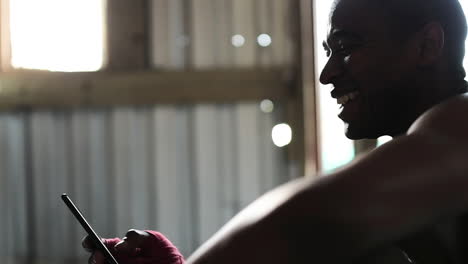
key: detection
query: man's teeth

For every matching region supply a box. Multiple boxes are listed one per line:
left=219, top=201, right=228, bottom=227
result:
left=337, top=91, right=360, bottom=105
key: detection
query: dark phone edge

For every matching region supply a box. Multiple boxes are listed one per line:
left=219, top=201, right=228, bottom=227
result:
left=61, top=193, right=119, bottom=264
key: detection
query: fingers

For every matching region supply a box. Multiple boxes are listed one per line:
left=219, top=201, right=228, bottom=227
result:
left=88, top=255, right=95, bottom=264
left=82, top=235, right=107, bottom=252
left=82, top=235, right=95, bottom=252
left=84, top=229, right=150, bottom=263
left=83, top=234, right=111, bottom=263
left=88, top=251, right=106, bottom=264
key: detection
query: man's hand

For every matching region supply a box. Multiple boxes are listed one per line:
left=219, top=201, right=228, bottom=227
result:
left=82, top=229, right=184, bottom=264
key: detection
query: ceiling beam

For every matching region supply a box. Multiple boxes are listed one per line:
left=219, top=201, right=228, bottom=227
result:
left=0, top=69, right=294, bottom=110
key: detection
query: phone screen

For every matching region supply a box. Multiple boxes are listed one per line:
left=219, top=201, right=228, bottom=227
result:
left=61, top=193, right=119, bottom=264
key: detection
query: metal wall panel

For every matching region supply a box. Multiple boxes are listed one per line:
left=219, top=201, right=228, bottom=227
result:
left=0, top=104, right=292, bottom=263
left=193, top=105, right=220, bottom=242
left=150, top=0, right=295, bottom=69
left=191, top=0, right=217, bottom=68
left=0, top=1, right=297, bottom=262
left=0, top=114, right=27, bottom=264
left=216, top=105, right=239, bottom=224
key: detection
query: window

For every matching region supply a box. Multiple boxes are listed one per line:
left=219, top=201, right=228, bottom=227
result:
left=7, top=0, right=105, bottom=72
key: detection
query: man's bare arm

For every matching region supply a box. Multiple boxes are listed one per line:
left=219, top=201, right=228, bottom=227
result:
left=187, top=95, right=468, bottom=264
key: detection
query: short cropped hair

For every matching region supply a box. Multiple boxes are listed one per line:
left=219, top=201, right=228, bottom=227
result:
left=373, top=0, right=467, bottom=80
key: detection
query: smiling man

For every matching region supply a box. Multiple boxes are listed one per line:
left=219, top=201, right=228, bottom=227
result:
left=84, top=0, right=468, bottom=263
left=320, top=0, right=467, bottom=139
left=186, top=0, right=468, bottom=263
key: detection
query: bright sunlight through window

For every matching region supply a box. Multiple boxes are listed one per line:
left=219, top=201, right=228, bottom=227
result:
left=315, top=0, right=354, bottom=172
left=461, top=1, right=468, bottom=72
left=9, top=0, right=105, bottom=72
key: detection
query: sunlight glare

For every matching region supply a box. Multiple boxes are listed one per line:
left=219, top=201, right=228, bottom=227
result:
left=231, top=34, right=246, bottom=48
left=257, top=34, right=272, bottom=47
left=461, top=0, right=468, bottom=74
left=9, top=0, right=104, bottom=72
left=315, top=0, right=355, bottom=171
left=272, top=123, right=292, bottom=148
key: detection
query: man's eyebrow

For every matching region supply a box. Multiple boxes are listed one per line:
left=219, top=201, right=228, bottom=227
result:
left=328, top=29, right=364, bottom=43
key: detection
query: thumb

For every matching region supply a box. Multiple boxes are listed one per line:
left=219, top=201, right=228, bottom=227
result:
left=114, top=239, right=142, bottom=257
left=114, top=229, right=150, bottom=256
left=90, top=251, right=106, bottom=264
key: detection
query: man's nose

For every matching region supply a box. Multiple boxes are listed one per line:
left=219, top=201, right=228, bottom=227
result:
left=319, top=57, right=343, bottom=85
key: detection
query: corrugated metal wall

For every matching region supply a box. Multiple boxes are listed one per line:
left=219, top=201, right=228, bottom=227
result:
left=0, top=104, right=294, bottom=263
left=151, top=0, right=295, bottom=69
left=0, top=0, right=297, bottom=263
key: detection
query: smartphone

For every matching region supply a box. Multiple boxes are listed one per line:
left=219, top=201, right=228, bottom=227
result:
left=61, top=193, right=119, bottom=264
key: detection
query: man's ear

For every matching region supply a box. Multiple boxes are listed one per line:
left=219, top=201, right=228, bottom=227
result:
left=415, top=22, right=445, bottom=66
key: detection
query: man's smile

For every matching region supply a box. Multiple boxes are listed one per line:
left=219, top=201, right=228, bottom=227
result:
left=336, top=91, right=360, bottom=106
left=336, top=91, right=362, bottom=122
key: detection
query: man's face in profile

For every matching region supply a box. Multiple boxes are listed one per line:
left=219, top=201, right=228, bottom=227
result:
left=320, top=0, right=419, bottom=139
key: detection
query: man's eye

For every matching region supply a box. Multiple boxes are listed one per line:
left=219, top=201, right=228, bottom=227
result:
left=324, top=41, right=363, bottom=58
left=334, top=46, right=353, bottom=55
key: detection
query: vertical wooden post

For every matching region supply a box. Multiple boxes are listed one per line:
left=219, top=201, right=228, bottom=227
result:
left=300, top=0, right=320, bottom=176
left=105, top=0, right=148, bottom=70
left=191, top=0, right=216, bottom=68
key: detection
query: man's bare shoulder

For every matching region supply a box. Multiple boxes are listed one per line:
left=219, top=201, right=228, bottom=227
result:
left=408, top=93, right=468, bottom=144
